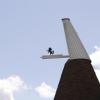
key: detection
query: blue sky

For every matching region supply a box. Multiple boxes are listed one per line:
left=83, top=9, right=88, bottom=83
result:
left=0, top=0, right=100, bottom=100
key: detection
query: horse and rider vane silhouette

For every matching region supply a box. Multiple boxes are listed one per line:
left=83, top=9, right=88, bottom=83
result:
left=47, top=47, right=54, bottom=55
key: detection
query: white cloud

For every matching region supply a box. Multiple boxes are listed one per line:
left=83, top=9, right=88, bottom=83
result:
left=90, top=46, right=100, bottom=69
left=94, top=70, right=100, bottom=82
left=35, top=82, right=56, bottom=98
left=90, top=46, right=100, bottom=81
left=0, top=75, right=30, bottom=100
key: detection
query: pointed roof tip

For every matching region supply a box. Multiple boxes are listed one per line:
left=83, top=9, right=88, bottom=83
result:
left=62, top=18, right=70, bottom=21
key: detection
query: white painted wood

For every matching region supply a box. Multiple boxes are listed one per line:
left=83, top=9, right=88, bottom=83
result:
left=41, top=54, right=69, bottom=59
left=62, top=18, right=90, bottom=60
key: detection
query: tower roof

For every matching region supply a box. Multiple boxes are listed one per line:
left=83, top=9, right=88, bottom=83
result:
left=54, top=59, right=100, bottom=100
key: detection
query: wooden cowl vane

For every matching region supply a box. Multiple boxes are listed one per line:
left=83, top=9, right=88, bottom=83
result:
left=54, top=18, right=100, bottom=100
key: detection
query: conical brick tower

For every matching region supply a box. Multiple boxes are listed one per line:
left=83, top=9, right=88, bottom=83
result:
left=54, top=18, right=100, bottom=100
